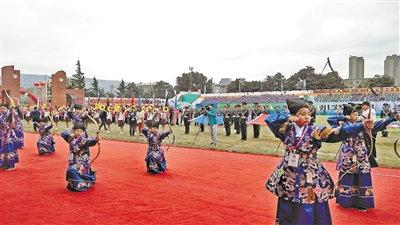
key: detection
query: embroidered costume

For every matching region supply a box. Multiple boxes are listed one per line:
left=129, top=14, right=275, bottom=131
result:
left=0, top=105, right=19, bottom=171
left=13, top=107, right=24, bottom=149
left=37, top=121, right=56, bottom=155
left=327, top=103, right=398, bottom=211
left=142, top=125, right=171, bottom=174
left=61, top=124, right=98, bottom=192
left=264, top=98, right=368, bottom=225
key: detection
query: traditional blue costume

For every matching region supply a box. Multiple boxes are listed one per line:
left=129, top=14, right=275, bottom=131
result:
left=142, top=123, right=172, bottom=174
left=0, top=104, right=19, bottom=171
left=37, top=119, right=56, bottom=155
left=264, top=98, right=368, bottom=225
left=61, top=122, right=98, bottom=191
left=13, top=106, right=24, bottom=149
left=327, top=103, right=398, bottom=211
left=67, top=104, right=88, bottom=137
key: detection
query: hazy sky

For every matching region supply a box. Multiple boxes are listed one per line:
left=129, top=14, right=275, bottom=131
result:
left=1, top=0, right=399, bottom=87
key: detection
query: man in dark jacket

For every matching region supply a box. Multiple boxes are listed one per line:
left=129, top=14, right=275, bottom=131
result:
left=31, top=106, right=41, bottom=131
left=99, top=109, right=107, bottom=131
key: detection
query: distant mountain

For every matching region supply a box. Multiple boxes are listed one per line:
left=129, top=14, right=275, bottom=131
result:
left=1, top=74, right=121, bottom=93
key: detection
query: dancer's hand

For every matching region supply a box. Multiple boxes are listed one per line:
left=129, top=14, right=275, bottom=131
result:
left=363, top=119, right=374, bottom=131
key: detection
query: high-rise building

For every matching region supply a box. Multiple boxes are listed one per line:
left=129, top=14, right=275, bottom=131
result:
left=349, top=56, right=364, bottom=79
left=384, top=54, right=400, bottom=85
left=345, top=56, right=366, bottom=88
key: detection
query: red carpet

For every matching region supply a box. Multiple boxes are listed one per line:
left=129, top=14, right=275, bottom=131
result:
left=1, top=132, right=399, bottom=225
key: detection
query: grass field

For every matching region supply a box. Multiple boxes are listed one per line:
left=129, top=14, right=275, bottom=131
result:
left=22, top=115, right=400, bottom=168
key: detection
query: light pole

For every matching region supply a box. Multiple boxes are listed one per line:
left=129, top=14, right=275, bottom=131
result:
left=189, top=67, right=193, bottom=92
left=40, top=81, right=45, bottom=105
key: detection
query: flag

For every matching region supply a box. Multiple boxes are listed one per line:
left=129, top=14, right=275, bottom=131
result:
left=174, top=90, right=178, bottom=108
left=280, top=81, right=283, bottom=92
left=138, top=93, right=142, bottom=107
left=37, top=98, right=40, bottom=108
left=164, top=89, right=169, bottom=107
left=71, top=96, right=76, bottom=108
left=131, top=93, right=135, bottom=106
left=248, top=114, right=268, bottom=125
left=97, top=88, right=100, bottom=104
left=303, top=80, right=306, bottom=90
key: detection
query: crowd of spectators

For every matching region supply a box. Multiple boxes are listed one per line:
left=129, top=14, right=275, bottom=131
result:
left=183, top=91, right=400, bottom=108
left=314, top=92, right=399, bottom=103
left=200, top=94, right=298, bottom=104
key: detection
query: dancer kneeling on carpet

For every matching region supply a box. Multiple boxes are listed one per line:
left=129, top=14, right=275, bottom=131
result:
left=142, top=121, right=173, bottom=174
left=327, top=103, right=400, bottom=212
left=264, top=98, right=374, bottom=225
left=37, top=118, right=56, bottom=155
left=61, top=122, right=100, bottom=191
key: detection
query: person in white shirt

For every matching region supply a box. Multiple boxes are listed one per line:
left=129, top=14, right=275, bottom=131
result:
left=359, top=101, right=378, bottom=166
left=117, top=108, right=126, bottom=134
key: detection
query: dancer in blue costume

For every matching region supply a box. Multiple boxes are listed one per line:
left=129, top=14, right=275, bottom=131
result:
left=13, top=105, right=24, bottom=149
left=37, top=118, right=56, bottom=155
left=61, top=122, right=99, bottom=191
left=0, top=103, right=19, bottom=171
left=142, top=121, right=173, bottom=174
left=264, top=98, right=374, bottom=225
left=67, top=104, right=88, bottom=137
left=327, top=103, right=400, bottom=212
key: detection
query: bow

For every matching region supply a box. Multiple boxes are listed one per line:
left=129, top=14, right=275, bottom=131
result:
left=4, top=90, right=15, bottom=108
left=165, top=123, right=175, bottom=151
left=86, top=113, right=101, bottom=165
left=47, top=110, right=56, bottom=136
left=392, top=101, right=400, bottom=158
left=365, top=82, right=378, bottom=161
left=394, top=138, right=400, bottom=158
left=322, top=57, right=359, bottom=89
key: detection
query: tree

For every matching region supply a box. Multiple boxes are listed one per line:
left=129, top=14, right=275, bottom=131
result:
left=126, top=82, right=139, bottom=98
left=87, top=76, right=106, bottom=98
left=70, top=60, right=85, bottom=90
left=226, top=78, right=248, bottom=93
left=205, top=78, right=213, bottom=93
left=264, top=73, right=286, bottom=92
left=116, top=79, right=126, bottom=98
left=176, top=71, right=211, bottom=93
left=322, top=72, right=345, bottom=89
left=153, top=81, right=174, bottom=98
left=370, top=74, right=395, bottom=87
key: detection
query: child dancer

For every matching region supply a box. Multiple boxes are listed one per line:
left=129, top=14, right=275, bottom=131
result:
left=0, top=103, right=19, bottom=171
left=61, top=122, right=100, bottom=191
left=264, top=98, right=374, bottom=225
left=37, top=118, right=56, bottom=155
left=67, top=104, right=88, bottom=137
left=13, top=105, right=24, bottom=149
left=327, top=103, right=400, bottom=212
left=142, top=121, right=172, bottom=174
